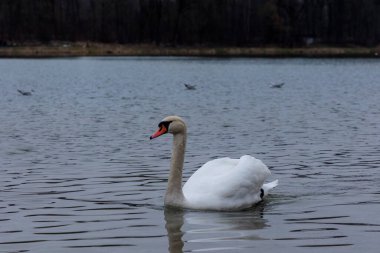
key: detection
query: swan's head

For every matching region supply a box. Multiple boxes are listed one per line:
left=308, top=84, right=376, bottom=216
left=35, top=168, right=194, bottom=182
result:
left=150, top=116, right=186, bottom=139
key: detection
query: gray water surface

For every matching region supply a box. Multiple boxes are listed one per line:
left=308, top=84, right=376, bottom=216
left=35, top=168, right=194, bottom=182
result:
left=1, top=57, right=379, bottom=253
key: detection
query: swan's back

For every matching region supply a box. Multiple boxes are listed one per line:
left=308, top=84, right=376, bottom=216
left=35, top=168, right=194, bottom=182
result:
left=183, top=155, right=271, bottom=210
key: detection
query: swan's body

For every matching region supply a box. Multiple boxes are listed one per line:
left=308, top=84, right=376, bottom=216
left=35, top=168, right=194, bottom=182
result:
left=150, top=116, right=278, bottom=211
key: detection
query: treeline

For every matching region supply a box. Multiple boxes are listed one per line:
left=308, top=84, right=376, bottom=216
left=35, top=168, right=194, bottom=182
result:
left=1, top=0, right=380, bottom=47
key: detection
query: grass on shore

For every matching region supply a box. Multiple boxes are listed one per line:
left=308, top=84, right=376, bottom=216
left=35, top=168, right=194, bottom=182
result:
left=0, top=42, right=379, bottom=58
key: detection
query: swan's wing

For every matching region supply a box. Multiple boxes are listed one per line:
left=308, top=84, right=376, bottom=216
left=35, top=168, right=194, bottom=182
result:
left=183, top=155, right=271, bottom=210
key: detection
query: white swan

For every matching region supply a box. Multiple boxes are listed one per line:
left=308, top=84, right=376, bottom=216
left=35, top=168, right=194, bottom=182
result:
left=150, top=116, right=278, bottom=211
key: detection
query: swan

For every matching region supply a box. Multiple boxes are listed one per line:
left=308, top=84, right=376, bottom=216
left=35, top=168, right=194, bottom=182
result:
left=150, top=116, right=278, bottom=211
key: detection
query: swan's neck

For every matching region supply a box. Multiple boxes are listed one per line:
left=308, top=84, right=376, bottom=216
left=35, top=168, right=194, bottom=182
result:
left=165, top=132, right=186, bottom=207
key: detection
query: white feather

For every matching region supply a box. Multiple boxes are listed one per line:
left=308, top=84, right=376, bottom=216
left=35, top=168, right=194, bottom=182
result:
left=183, top=155, right=277, bottom=210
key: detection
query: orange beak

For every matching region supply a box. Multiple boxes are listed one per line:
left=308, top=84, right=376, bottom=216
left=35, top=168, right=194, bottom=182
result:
left=150, top=126, right=168, bottom=139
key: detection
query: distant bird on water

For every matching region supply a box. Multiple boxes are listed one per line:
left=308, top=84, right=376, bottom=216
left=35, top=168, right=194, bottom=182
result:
left=17, top=89, right=33, bottom=96
left=270, top=82, right=285, bottom=89
left=184, top=83, right=196, bottom=90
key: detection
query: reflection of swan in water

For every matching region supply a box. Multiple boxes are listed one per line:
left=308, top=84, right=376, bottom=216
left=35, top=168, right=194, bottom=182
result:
left=164, top=207, right=185, bottom=253
left=186, top=203, right=267, bottom=232
left=164, top=204, right=268, bottom=253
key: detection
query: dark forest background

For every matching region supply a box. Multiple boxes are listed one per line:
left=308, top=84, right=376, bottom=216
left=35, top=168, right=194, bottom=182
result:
left=1, top=0, right=380, bottom=47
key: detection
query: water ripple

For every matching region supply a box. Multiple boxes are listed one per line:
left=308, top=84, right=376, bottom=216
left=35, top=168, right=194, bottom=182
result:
left=1, top=57, right=379, bottom=252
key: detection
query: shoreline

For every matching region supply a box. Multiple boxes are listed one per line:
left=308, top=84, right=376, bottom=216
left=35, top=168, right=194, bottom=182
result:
left=0, top=43, right=379, bottom=58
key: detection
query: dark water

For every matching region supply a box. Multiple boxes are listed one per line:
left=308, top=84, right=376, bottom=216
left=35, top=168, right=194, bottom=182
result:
left=0, top=57, right=379, bottom=253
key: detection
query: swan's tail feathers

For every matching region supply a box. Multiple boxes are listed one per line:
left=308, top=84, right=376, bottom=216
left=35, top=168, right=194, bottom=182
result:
left=261, top=180, right=279, bottom=198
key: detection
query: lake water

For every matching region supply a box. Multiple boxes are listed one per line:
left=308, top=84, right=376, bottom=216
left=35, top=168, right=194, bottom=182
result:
left=0, top=57, right=379, bottom=253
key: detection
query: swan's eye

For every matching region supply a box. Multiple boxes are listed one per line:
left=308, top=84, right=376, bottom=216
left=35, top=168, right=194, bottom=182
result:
left=158, top=121, right=172, bottom=129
